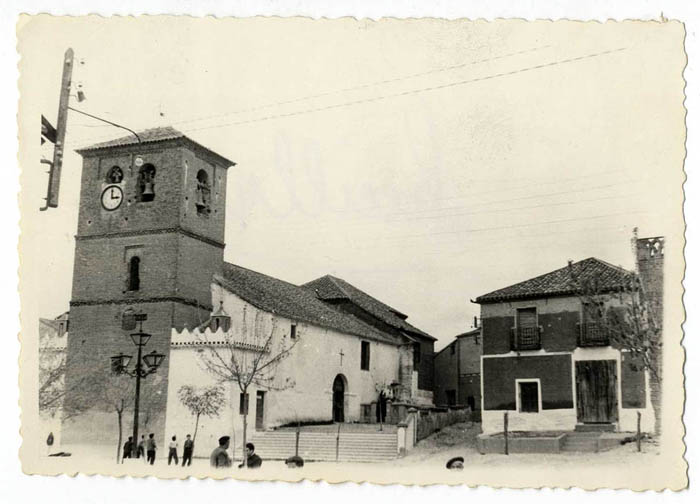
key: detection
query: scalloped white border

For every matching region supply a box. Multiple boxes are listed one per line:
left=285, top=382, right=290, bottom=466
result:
left=3, top=1, right=698, bottom=502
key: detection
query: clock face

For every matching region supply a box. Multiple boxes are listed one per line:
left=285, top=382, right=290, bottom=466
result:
left=101, top=185, right=124, bottom=211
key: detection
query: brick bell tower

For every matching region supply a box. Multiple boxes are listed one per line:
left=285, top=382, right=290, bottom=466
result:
left=62, top=127, right=234, bottom=445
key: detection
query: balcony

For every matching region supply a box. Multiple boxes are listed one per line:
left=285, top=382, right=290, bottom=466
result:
left=510, top=326, right=542, bottom=351
left=577, top=322, right=610, bottom=347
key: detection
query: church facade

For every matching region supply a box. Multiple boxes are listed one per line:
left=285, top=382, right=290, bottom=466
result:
left=164, top=265, right=429, bottom=457
left=56, top=127, right=434, bottom=449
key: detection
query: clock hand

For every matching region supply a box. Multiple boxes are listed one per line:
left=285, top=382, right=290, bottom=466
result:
left=111, top=188, right=120, bottom=199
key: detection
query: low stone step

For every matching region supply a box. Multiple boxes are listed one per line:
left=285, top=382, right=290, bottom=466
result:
left=574, top=423, right=616, bottom=432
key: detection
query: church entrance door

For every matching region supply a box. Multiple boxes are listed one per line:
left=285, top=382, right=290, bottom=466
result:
left=332, top=375, right=345, bottom=422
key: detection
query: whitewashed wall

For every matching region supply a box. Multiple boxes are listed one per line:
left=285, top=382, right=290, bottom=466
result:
left=480, top=347, right=655, bottom=434
left=164, top=283, right=402, bottom=457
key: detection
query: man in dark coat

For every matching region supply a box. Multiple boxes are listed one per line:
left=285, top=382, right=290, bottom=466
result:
left=146, top=433, right=157, bottom=465
left=182, top=434, right=194, bottom=467
left=122, top=436, right=133, bottom=463
left=376, top=390, right=387, bottom=423
left=238, top=442, right=262, bottom=468
left=210, top=436, right=232, bottom=468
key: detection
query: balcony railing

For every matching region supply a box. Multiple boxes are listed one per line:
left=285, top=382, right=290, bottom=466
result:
left=510, top=326, right=542, bottom=351
left=577, top=322, right=610, bottom=347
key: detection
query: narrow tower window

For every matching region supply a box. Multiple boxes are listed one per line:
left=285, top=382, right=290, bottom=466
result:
left=128, top=256, right=141, bottom=291
left=195, top=169, right=211, bottom=215
left=138, top=164, right=156, bottom=202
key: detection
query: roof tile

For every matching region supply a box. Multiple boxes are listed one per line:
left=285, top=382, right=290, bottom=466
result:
left=475, top=257, right=632, bottom=304
left=302, top=275, right=436, bottom=341
left=218, top=263, right=401, bottom=345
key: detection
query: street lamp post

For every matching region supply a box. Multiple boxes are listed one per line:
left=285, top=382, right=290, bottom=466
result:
left=110, top=313, right=165, bottom=459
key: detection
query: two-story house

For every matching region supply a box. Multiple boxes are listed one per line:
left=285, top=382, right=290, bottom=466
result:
left=475, top=257, right=655, bottom=434
left=433, top=328, right=481, bottom=413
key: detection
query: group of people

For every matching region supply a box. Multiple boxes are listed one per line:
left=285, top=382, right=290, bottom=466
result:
left=209, top=437, right=262, bottom=469
left=209, top=436, right=303, bottom=469
left=121, top=433, right=194, bottom=466
left=122, top=433, right=294, bottom=470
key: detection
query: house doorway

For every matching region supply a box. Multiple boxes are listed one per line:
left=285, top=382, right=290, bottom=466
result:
left=575, top=360, right=618, bottom=423
left=255, top=391, right=265, bottom=430
left=332, top=374, right=346, bottom=422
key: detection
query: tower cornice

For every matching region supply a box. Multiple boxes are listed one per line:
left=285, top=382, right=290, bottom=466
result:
left=75, top=226, right=225, bottom=249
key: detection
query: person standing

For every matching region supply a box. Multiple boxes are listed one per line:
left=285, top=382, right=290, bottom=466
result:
left=210, top=436, right=232, bottom=468
left=182, top=434, right=194, bottom=467
left=146, top=433, right=157, bottom=465
left=238, top=443, right=262, bottom=469
left=376, top=390, right=387, bottom=424
left=137, top=435, right=146, bottom=460
left=168, top=435, right=179, bottom=465
left=122, top=436, right=133, bottom=463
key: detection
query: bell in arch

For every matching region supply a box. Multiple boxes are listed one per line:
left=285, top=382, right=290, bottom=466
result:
left=195, top=190, right=207, bottom=208
left=142, top=181, right=155, bottom=197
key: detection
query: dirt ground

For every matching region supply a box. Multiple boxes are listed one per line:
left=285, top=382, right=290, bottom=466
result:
left=40, top=422, right=670, bottom=488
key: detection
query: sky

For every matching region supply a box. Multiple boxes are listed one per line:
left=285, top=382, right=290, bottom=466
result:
left=18, top=16, right=686, bottom=351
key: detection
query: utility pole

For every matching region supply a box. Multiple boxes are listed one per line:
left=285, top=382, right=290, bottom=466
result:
left=40, top=48, right=73, bottom=211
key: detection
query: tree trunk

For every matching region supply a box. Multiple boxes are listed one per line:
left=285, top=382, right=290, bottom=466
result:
left=242, top=412, right=248, bottom=467
left=116, top=410, right=123, bottom=464
left=193, top=413, right=200, bottom=442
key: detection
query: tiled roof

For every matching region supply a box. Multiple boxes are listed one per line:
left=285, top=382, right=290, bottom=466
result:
left=302, top=275, right=436, bottom=341
left=475, top=257, right=633, bottom=304
left=217, top=263, right=401, bottom=345
left=75, top=126, right=236, bottom=167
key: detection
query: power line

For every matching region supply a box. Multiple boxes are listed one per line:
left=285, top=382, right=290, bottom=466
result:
left=381, top=209, right=647, bottom=242
left=383, top=180, right=637, bottom=218
left=330, top=169, right=630, bottom=215
left=65, top=46, right=624, bottom=149
left=385, top=192, right=638, bottom=223
left=181, top=47, right=626, bottom=134
left=248, top=177, right=641, bottom=234
left=166, top=45, right=552, bottom=128
left=62, top=45, right=551, bottom=149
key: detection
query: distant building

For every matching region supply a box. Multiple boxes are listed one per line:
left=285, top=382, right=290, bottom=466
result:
left=476, top=257, right=656, bottom=434
left=433, top=328, right=481, bottom=412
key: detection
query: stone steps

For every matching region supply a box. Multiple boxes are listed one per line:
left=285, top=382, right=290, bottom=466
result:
left=574, top=423, right=616, bottom=432
left=252, top=431, right=398, bottom=462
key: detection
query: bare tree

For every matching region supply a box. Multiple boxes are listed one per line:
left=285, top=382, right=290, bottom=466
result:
left=41, top=356, right=104, bottom=422
left=38, top=350, right=67, bottom=418
left=178, top=385, right=226, bottom=442
left=90, top=371, right=136, bottom=464
left=197, top=307, right=298, bottom=466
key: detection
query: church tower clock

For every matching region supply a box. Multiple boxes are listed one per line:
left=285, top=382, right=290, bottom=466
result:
left=62, top=127, right=235, bottom=445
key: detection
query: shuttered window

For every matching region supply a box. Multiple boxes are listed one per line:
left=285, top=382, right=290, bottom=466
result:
left=517, top=307, right=537, bottom=327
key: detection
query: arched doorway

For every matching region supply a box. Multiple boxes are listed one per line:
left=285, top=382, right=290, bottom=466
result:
left=332, top=374, right=346, bottom=422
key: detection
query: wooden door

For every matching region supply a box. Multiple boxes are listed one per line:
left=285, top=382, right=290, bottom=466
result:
left=575, top=360, right=618, bottom=423
left=255, top=391, right=265, bottom=430
left=332, top=375, right=345, bottom=422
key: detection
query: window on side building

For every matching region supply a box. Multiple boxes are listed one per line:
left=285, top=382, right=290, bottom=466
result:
left=413, top=342, right=421, bottom=366
left=360, top=341, right=370, bottom=370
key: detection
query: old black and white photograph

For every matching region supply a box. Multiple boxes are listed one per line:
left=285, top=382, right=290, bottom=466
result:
left=13, top=11, right=687, bottom=491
